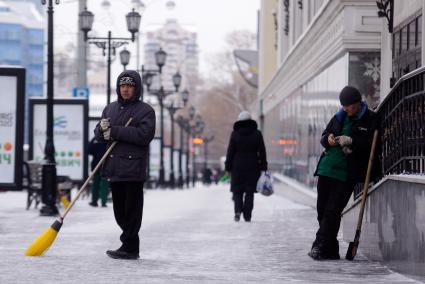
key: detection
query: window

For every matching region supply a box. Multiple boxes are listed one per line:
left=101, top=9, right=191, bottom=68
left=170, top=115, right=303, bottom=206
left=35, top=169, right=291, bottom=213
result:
left=401, top=26, right=408, bottom=52
left=394, top=31, right=400, bottom=56
left=418, top=15, right=422, bottom=47
left=409, top=20, right=415, bottom=50
left=392, top=14, right=422, bottom=82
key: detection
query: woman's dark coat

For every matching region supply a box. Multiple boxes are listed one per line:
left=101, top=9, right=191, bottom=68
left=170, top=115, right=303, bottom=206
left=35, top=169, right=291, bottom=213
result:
left=225, top=119, right=268, bottom=193
left=314, top=106, right=381, bottom=183
left=94, top=70, right=156, bottom=182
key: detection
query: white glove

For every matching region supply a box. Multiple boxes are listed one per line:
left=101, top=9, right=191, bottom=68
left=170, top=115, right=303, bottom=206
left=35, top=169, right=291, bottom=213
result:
left=336, top=135, right=352, bottom=146
left=342, top=146, right=352, bottom=155
left=103, top=128, right=111, bottom=141
left=100, top=118, right=110, bottom=132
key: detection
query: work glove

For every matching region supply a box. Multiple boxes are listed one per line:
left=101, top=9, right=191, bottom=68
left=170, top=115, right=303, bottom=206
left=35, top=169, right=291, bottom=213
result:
left=336, top=135, right=352, bottom=146
left=100, top=118, right=110, bottom=132
left=103, top=128, right=111, bottom=141
left=342, top=146, right=352, bottom=155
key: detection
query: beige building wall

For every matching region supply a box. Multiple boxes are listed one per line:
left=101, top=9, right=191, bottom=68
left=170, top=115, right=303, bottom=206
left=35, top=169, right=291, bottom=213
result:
left=258, top=0, right=278, bottom=94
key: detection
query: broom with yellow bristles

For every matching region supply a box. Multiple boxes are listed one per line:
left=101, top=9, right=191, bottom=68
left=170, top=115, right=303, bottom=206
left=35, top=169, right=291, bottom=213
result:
left=25, top=117, right=133, bottom=256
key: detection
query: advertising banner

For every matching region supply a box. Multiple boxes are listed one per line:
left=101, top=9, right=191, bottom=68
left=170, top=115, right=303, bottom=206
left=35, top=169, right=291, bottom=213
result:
left=29, top=99, right=88, bottom=182
left=0, top=67, right=24, bottom=190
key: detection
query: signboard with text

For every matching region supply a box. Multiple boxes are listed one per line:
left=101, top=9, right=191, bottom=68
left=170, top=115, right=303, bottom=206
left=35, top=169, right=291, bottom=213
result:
left=29, top=98, right=88, bottom=182
left=0, top=67, right=24, bottom=190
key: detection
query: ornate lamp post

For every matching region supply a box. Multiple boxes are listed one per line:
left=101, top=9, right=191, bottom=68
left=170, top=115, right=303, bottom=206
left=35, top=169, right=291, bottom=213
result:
left=79, top=7, right=141, bottom=104
left=39, top=0, right=60, bottom=216
left=176, top=115, right=187, bottom=188
left=164, top=99, right=182, bottom=188
left=190, top=116, right=205, bottom=187
left=142, top=49, right=182, bottom=187
left=203, top=135, right=215, bottom=171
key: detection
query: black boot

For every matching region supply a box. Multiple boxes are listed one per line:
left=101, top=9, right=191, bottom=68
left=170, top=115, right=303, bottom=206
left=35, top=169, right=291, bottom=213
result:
left=234, top=212, right=241, bottom=222
left=39, top=205, right=59, bottom=216
left=106, top=249, right=139, bottom=260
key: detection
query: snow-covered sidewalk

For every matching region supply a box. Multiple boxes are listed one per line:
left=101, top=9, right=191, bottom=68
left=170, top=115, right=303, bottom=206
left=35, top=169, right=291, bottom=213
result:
left=0, top=184, right=419, bottom=283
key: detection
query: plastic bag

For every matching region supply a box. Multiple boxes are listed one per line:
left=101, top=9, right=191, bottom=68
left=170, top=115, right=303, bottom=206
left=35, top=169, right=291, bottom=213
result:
left=256, top=171, right=274, bottom=196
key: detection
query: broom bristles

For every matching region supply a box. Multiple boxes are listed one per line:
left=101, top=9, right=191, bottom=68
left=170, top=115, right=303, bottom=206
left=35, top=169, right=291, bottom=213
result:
left=25, top=220, right=62, bottom=256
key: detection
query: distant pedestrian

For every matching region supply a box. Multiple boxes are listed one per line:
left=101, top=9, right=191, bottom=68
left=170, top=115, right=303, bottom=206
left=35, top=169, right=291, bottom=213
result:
left=202, top=167, right=212, bottom=185
left=309, top=86, right=380, bottom=260
left=225, top=111, right=268, bottom=222
left=88, top=137, right=109, bottom=207
left=95, top=70, right=156, bottom=260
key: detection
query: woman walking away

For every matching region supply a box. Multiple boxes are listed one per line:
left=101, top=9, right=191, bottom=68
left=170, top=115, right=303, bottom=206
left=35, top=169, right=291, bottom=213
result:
left=225, top=111, right=268, bottom=222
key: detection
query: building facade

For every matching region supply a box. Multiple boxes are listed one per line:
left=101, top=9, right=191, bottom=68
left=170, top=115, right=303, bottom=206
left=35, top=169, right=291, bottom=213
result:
left=144, top=18, right=199, bottom=93
left=144, top=18, right=199, bottom=149
left=0, top=0, right=44, bottom=143
left=258, top=0, right=382, bottom=188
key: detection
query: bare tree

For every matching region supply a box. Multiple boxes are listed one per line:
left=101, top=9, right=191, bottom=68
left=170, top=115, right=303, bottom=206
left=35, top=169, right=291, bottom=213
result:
left=196, top=30, right=257, bottom=165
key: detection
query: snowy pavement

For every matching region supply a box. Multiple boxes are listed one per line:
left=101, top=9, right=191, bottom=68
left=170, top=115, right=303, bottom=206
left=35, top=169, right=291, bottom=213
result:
left=0, top=184, right=421, bottom=284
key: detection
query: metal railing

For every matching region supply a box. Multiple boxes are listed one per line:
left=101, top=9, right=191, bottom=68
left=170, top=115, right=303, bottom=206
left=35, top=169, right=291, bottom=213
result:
left=353, top=66, right=425, bottom=200
left=378, top=66, right=425, bottom=176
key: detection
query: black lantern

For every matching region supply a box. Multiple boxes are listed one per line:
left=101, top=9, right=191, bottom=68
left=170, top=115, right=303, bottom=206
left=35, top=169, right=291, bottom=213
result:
left=119, top=49, right=131, bottom=69
left=172, top=72, right=182, bottom=92
left=126, top=8, right=141, bottom=41
left=181, top=89, right=189, bottom=106
left=79, top=7, right=94, bottom=40
left=155, top=48, right=167, bottom=72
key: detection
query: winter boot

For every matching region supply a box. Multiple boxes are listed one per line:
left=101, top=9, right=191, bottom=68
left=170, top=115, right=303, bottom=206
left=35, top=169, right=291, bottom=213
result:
left=106, top=249, right=139, bottom=260
left=234, top=212, right=241, bottom=222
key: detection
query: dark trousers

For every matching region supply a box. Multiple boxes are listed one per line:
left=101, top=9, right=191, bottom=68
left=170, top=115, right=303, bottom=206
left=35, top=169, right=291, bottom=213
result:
left=233, top=192, right=254, bottom=220
left=110, top=181, right=144, bottom=253
left=314, top=176, right=354, bottom=254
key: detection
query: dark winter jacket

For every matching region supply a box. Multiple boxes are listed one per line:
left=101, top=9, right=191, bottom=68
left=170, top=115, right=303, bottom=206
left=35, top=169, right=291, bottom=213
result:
left=225, top=119, right=268, bottom=193
left=88, top=138, right=107, bottom=171
left=314, top=103, right=381, bottom=183
left=94, top=70, right=156, bottom=182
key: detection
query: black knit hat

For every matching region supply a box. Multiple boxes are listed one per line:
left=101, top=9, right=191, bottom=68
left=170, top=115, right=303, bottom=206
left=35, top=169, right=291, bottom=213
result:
left=339, top=86, right=362, bottom=106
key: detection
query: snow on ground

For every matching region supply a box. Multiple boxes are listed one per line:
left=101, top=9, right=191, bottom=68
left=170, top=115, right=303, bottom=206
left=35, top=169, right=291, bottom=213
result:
left=0, top=184, right=420, bottom=283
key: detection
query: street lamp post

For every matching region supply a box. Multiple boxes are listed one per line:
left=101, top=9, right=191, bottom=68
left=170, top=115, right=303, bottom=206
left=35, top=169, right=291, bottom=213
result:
left=79, top=7, right=141, bottom=104
left=189, top=114, right=205, bottom=187
left=203, top=135, right=214, bottom=171
left=165, top=101, right=182, bottom=188
left=142, top=50, right=182, bottom=187
left=175, top=115, right=186, bottom=188
left=39, top=0, right=60, bottom=216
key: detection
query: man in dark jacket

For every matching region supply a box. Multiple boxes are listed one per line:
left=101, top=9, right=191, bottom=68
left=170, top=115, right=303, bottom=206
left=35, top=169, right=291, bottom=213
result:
left=94, top=70, right=155, bottom=260
left=225, top=111, right=268, bottom=222
left=309, top=86, right=380, bottom=260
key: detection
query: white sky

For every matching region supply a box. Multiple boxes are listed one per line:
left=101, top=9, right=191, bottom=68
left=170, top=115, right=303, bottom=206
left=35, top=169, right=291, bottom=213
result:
left=53, top=0, right=260, bottom=77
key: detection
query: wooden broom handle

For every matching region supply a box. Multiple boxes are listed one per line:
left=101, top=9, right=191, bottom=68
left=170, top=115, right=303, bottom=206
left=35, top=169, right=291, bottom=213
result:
left=61, top=117, right=133, bottom=220
left=355, top=129, right=379, bottom=231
